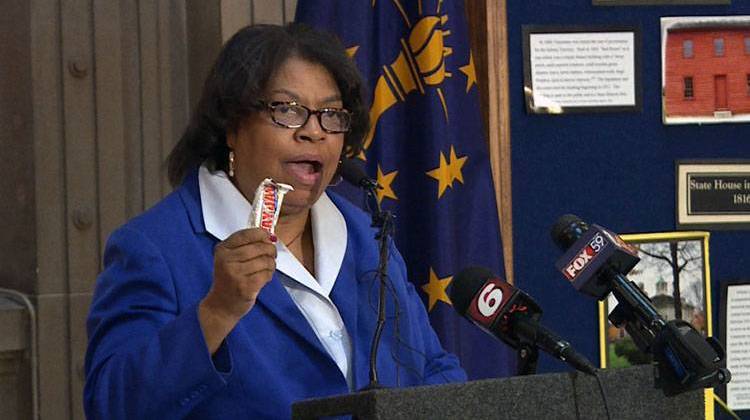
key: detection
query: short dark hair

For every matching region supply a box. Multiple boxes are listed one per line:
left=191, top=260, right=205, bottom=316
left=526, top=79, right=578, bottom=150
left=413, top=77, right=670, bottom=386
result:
left=167, top=23, right=369, bottom=186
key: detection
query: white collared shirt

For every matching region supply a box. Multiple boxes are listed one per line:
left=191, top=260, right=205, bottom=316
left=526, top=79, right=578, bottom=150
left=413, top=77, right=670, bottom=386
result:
left=198, top=164, right=354, bottom=389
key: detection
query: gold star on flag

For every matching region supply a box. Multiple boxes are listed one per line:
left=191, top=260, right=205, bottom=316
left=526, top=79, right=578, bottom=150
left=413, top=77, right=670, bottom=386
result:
left=426, top=151, right=452, bottom=198
left=448, top=145, right=468, bottom=185
left=346, top=45, right=359, bottom=58
left=427, top=146, right=468, bottom=199
left=421, top=267, right=453, bottom=312
left=376, top=165, right=398, bottom=204
left=459, top=52, right=477, bottom=93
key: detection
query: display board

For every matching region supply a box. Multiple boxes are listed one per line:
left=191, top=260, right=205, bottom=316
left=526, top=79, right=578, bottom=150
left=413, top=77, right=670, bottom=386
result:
left=507, top=2, right=748, bottom=416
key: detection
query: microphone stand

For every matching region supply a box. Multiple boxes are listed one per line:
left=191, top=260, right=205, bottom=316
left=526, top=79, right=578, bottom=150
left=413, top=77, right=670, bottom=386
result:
left=516, top=343, right=539, bottom=376
left=360, top=179, right=395, bottom=390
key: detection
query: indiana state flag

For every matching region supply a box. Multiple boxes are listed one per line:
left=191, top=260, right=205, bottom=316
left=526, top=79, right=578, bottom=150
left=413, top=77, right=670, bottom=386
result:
left=296, top=0, right=513, bottom=380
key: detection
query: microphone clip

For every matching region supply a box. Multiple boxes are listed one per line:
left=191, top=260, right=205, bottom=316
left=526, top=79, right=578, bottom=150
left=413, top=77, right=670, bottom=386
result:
left=359, top=177, right=380, bottom=191
left=652, top=319, right=731, bottom=396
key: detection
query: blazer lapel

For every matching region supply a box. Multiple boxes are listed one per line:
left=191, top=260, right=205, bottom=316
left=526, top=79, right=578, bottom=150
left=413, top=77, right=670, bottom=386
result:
left=255, top=272, right=331, bottom=358
left=329, top=251, right=364, bottom=387
left=329, top=257, right=358, bottom=350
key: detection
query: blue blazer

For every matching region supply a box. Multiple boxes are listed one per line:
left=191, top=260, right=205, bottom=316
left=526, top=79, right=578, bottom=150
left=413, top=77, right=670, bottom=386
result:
left=84, top=170, right=466, bottom=419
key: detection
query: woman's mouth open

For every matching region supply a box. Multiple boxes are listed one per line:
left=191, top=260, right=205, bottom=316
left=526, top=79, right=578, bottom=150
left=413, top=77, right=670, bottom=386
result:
left=284, top=159, right=323, bottom=187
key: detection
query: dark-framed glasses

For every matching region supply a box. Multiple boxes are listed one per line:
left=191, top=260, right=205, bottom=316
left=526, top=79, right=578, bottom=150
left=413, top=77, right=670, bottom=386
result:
left=260, top=100, right=352, bottom=134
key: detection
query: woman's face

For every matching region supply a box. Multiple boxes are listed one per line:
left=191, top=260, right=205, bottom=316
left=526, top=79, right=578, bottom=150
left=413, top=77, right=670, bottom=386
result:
left=227, top=56, right=345, bottom=216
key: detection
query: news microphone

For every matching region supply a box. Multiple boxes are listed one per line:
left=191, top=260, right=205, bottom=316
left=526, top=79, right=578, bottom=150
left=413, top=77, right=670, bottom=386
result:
left=449, top=266, right=597, bottom=375
left=551, top=215, right=641, bottom=301
left=550, top=214, right=730, bottom=395
left=551, top=215, right=670, bottom=347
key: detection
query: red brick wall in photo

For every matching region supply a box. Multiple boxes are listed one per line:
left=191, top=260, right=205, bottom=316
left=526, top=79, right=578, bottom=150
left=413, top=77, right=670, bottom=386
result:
left=665, top=27, right=750, bottom=117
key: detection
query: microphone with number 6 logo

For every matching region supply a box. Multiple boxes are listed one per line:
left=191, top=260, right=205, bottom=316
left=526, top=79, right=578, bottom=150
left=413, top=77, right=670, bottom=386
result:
left=449, top=266, right=597, bottom=375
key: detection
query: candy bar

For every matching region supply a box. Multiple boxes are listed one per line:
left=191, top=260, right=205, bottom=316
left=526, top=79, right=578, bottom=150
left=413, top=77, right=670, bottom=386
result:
left=248, top=178, right=294, bottom=234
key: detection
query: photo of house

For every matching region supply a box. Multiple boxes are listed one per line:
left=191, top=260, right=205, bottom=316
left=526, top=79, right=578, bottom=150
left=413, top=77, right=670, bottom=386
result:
left=662, top=16, right=750, bottom=124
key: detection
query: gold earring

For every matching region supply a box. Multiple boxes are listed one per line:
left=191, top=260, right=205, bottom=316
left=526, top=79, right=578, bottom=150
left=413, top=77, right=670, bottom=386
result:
left=228, top=150, right=235, bottom=177
left=329, top=159, right=343, bottom=187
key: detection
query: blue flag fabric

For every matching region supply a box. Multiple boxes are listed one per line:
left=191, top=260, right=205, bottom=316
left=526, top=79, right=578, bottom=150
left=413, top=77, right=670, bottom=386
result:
left=296, top=0, right=513, bottom=380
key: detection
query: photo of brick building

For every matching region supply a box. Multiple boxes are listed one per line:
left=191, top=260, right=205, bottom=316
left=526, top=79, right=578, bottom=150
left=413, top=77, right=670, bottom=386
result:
left=662, top=16, right=750, bottom=124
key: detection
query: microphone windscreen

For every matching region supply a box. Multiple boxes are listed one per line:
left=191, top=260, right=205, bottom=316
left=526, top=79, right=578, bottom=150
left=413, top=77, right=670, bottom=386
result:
left=449, top=266, right=495, bottom=316
left=339, top=158, right=370, bottom=187
left=550, top=214, right=588, bottom=251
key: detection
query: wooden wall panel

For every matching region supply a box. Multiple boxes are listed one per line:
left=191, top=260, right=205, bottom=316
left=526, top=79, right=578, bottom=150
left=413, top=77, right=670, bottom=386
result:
left=68, top=292, right=89, bottom=420
left=31, top=0, right=67, bottom=297
left=120, top=0, right=145, bottom=220
left=252, top=0, right=284, bottom=24
left=220, top=0, right=296, bottom=43
left=61, top=0, right=100, bottom=295
left=186, top=1, right=222, bottom=111
left=221, top=0, right=252, bottom=42
left=60, top=1, right=98, bottom=418
left=157, top=0, right=189, bottom=201
left=27, top=2, right=194, bottom=418
left=36, top=294, right=71, bottom=419
left=157, top=0, right=175, bottom=200
left=94, top=1, right=128, bottom=260
left=284, top=0, right=297, bottom=23
left=22, top=1, right=295, bottom=418
left=0, top=0, right=36, bottom=296
left=30, top=0, right=71, bottom=417
left=140, top=0, right=163, bottom=206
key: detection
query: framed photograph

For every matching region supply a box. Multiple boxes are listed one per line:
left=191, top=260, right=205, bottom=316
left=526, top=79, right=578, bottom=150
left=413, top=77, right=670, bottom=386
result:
left=676, top=160, right=750, bottom=230
left=598, top=231, right=713, bottom=370
left=598, top=230, right=715, bottom=416
left=595, top=0, right=729, bottom=5
left=661, top=16, right=750, bottom=125
left=522, top=25, right=642, bottom=114
left=719, top=280, right=750, bottom=412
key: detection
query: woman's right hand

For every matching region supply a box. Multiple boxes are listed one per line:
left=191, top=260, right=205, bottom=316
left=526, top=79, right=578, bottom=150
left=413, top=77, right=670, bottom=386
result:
left=199, top=228, right=277, bottom=354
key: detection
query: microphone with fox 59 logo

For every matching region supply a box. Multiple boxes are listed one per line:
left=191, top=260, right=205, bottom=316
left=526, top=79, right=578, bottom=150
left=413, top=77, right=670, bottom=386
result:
left=551, top=215, right=667, bottom=332
left=449, top=266, right=597, bottom=375
left=551, top=215, right=730, bottom=395
left=552, top=215, right=641, bottom=300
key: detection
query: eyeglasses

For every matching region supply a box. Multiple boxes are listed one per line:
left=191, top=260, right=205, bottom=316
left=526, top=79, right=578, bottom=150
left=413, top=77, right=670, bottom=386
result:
left=259, top=100, right=352, bottom=134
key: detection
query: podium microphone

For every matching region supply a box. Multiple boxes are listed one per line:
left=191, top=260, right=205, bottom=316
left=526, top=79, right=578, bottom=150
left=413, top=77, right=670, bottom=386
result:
left=449, top=266, right=597, bottom=376
left=340, top=158, right=394, bottom=390
left=340, top=158, right=378, bottom=191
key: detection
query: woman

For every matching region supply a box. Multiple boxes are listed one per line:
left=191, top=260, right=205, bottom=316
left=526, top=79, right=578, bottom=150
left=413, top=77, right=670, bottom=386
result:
left=84, top=23, right=466, bottom=419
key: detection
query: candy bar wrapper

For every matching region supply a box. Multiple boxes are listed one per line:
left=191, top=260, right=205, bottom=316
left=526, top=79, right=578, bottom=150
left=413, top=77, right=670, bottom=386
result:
left=248, top=178, right=294, bottom=234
